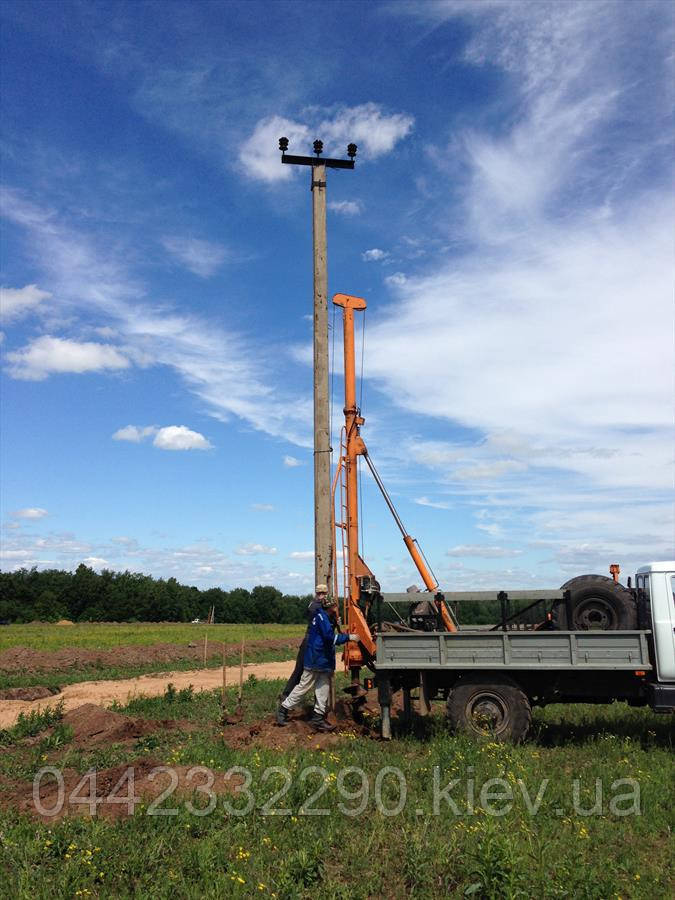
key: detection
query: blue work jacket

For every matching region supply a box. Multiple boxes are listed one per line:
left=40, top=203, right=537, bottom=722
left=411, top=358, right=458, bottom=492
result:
left=303, top=607, right=348, bottom=672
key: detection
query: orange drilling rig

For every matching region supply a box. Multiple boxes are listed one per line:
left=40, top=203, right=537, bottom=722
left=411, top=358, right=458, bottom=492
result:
left=330, top=293, right=457, bottom=697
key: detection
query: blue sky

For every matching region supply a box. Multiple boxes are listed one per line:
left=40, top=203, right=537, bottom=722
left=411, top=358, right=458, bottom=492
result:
left=1, top=0, right=673, bottom=594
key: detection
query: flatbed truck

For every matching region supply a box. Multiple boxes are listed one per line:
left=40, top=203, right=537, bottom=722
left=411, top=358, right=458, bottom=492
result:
left=373, top=562, right=675, bottom=741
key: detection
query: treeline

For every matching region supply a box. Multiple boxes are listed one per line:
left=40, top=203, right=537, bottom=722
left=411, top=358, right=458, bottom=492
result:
left=0, top=566, right=313, bottom=625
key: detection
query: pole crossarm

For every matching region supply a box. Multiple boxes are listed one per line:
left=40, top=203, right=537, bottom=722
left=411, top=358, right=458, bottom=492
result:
left=281, top=154, right=354, bottom=169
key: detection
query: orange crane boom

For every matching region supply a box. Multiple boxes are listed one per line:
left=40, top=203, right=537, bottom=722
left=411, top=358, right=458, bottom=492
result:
left=332, top=292, right=457, bottom=689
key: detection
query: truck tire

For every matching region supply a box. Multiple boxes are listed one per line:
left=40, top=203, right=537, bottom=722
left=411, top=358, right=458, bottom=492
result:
left=446, top=676, right=531, bottom=743
left=554, top=574, right=637, bottom=630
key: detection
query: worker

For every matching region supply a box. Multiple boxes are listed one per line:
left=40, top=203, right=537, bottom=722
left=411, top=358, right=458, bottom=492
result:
left=279, top=584, right=326, bottom=702
left=277, top=594, right=358, bottom=732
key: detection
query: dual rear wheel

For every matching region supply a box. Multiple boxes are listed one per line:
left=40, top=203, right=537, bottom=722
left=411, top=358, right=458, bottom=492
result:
left=446, top=675, right=531, bottom=743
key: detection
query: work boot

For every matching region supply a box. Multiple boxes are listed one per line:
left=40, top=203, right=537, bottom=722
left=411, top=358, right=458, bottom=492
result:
left=276, top=704, right=290, bottom=726
left=310, top=712, right=335, bottom=733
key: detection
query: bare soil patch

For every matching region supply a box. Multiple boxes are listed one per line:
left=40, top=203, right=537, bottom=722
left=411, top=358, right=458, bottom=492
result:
left=221, top=696, right=381, bottom=751
left=60, top=703, right=185, bottom=748
left=0, top=759, right=242, bottom=821
left=0, top=637, right=300, bottom=675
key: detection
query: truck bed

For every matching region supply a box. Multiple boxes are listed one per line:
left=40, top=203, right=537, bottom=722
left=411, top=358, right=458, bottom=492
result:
left=375, top=630, right=652, bottom=671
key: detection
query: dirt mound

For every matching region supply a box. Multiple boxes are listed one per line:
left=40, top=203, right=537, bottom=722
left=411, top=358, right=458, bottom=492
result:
left=61, top=703, right=180, bottom=748
left=56, top=619, right=74, bottom=625
left=0, top=686, right=60, bottom=701
left=223, top=700, right=375, bottom=751
left=0, top=759, right=243, bottom=821
left=0, top=637, right=300, bottom=675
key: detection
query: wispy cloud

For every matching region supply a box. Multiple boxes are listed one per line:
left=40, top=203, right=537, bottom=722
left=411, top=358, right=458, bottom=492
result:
left=11, top=508, right=48, bottom=520
left=446, top=545, right=523, bottom=559
left=0, top=284, right=51, bottom=323
left=362, top=248, right=389, bottom=262
left=366, top=0, right=674, bottom=560
left=0, top=187, right=312, bottom=446
left=235, top=543, right=277, bottom=556
left=414, top=496, right=450, bottom=510
left=251, top=503, right=275, bottom=512
left=161, top=236, right=229, bottom=278
left=328, top=200, right=363, bottom=216
left=283, top=455, right=303, bottom=468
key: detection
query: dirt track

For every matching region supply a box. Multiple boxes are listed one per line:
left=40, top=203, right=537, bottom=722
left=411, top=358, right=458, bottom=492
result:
left=0, top=659, right=295, bottom=728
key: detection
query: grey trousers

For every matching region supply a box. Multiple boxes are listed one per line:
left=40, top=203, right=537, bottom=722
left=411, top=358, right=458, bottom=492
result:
left=281, top=669, right=331, bottom=716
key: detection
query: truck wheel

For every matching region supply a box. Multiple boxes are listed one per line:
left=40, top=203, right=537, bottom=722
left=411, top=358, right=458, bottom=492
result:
left=554, top=574, right=637, bottom=630
left=446, top=676, right=531, bottom=743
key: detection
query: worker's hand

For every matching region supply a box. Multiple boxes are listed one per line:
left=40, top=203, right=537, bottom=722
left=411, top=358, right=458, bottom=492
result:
left=348, top=633, right=359, bottom=642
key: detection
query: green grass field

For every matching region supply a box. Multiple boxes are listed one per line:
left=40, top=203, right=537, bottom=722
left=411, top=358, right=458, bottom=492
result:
left=0, top=623, right=304, bottom=691
left=0, top=676, right=672, bottom=899
left=0, top=623, right=304, bottom=653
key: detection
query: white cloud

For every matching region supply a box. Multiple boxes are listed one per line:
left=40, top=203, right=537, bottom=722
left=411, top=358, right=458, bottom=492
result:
left=239, top=115, right=310, bottom=182
left=385, top=272, right=407, bottom=287
left=82, top=556, right=109, bottom=568
left=235, top=543, right=278, bottom=556
left=0, top=284, right=51, bottom=323
left=362, top=248, right=389, bottom=262
left=11, top=508, right=48, bottom=520
left=446, top=545, right=523, bottom=558
left=161, top=236, right=229, bottom=278
left=153, top=426, right=213, bottom=451
left=289, top=550, right=314, bottom=559
left=251, top=503, right=275, bottom=512
left=240, top=104, right=413, bottom=182
left=414, top=496, right=451, bottom=510
left=328, top=200, right=363, bottom=216
left=5, top=335, right=129, bottom=381
left=319, top=103, right=414, bottom=159
left=112, top=425, right=158, bottom=443
left=283, top=455, right=303, bottom=467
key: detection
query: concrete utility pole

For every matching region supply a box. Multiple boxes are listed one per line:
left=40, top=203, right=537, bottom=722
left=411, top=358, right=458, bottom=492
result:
left=279, top=137, right=357, bottom=590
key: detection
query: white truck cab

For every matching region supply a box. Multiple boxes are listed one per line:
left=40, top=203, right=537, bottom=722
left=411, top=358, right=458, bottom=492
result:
left=635, top=561, right=675, bottom=683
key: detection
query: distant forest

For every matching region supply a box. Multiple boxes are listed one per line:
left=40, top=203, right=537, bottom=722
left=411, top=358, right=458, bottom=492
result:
left=0, top=566, right=502, bottom=625
left=0, top=565, right=313, bottom=624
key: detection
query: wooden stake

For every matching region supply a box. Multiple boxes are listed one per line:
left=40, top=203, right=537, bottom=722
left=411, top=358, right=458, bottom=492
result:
left=226, top=642, right=227, bottom=715
left=203, top=632, right=208, bottom=667
left=237, top=637, right=244, bottom=707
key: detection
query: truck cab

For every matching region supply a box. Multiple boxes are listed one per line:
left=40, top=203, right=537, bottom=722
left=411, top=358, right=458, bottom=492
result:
left=636, top=561, right=675, bottom=694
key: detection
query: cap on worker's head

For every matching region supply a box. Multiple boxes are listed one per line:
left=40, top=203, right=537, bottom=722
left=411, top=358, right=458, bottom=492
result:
left=315, top=583, right=328, bottom=594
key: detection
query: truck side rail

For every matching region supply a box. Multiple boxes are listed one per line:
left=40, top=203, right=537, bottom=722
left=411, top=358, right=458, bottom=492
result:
left=380, top=590, right=565, bottom=603
left=375, top=630, right=652, bottom=671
